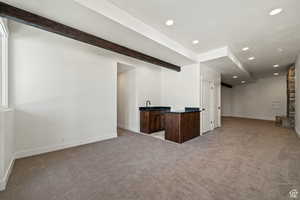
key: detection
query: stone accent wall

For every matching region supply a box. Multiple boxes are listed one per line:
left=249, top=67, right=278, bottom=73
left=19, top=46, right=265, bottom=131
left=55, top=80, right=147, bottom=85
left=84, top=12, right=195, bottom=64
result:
left=287, top=66, right=295, bottom=127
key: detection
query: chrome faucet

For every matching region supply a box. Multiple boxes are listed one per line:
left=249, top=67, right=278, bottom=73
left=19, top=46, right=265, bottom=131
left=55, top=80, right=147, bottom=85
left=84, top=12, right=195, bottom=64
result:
left=146, top=100, right=151, bottom=107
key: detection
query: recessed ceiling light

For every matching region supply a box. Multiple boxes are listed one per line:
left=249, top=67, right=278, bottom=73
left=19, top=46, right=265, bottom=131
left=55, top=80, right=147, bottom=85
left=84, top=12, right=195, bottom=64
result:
left=242, top=47, right=249, bottom=51
left=241, top=81, right=246, bottom=84
left=274, top=72, right=279, bottom=76
left=233, top=76, right=238, bottom=79
left=165, top=19, right=174, bottom=26
left=277, top=48, right=283, bottom=52
left=273, top=64, right=280, bottom=68
left=248, top=57, right=255, bottom=60
left=193, top=40, right=199, bottom=44
left=269, top=8, right=283, bottom=16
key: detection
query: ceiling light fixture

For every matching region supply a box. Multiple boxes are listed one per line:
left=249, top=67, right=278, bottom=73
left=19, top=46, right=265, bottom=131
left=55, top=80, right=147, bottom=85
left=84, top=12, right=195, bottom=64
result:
left=165, top=19, right=174, bottom=26
left=233, top=76, right=238, bottom=79
left=274, top=72, right=279, bottom=76
left=242, top=47, right=249, bottom=51
left=269, top=8, right=283, bottom=16
left=248, top=57, right=255, bottom=60
left=241, top=81, right=246, bottom=84
left=193, top=40, right=199, bottom=44
left=277, top=48, right=283, bottom=52
left=273, top=64, right=279, bottom=68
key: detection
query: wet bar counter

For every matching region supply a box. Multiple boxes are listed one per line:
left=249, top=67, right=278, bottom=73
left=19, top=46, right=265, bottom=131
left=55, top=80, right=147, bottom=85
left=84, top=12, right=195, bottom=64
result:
left=139, top=107, right=171, bottom=133
left=165, top=108, right=200, bottom=143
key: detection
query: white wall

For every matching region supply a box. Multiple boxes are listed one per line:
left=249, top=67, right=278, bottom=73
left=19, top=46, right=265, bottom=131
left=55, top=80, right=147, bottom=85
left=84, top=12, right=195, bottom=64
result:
left=5, top=19, right=226, bottom=161
left=295, top=54, right=300, bottom=136
left=117, top=63, right=161, bottom=132
left=136, top=64, right=162, bottom=108
left=0, top=38, right=2, bottom=106
left=0, top=108, right=14, bottom=191
left=9, top=21, right=118, bottom=158
left=161, top=64, right=200, bottom=110
left=230, top=75, right=287, bottom=121
left=221, top=86, right=233, bottom=116
left=8, top=19, right=204, bottom=159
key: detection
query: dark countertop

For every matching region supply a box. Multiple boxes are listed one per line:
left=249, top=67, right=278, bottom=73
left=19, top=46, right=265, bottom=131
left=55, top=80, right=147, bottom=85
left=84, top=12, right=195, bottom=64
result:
left=139, top=106, right=171, bottom=111
left=166, top=110, right=201, bottom=114
left=139, top=107, right=201, bottom=113
left=166, top=107, right=201, bottom=114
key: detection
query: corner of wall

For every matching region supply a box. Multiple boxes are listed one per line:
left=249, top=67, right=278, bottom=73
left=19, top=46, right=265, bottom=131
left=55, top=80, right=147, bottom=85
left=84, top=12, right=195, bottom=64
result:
left=0, top=108, right=15, bottom=191
left=0, top=158, right=15, bottom=191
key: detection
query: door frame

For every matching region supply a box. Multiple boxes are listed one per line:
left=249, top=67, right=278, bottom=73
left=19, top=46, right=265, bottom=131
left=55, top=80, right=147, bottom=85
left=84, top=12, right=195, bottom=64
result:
left=200, top=77, right=221, bottom=134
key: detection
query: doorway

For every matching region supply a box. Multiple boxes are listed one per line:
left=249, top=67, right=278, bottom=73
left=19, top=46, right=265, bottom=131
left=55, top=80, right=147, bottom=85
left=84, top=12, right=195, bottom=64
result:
left=201, top=79, right=221, bottom=134
left=117, top=63, right=138, bottom=133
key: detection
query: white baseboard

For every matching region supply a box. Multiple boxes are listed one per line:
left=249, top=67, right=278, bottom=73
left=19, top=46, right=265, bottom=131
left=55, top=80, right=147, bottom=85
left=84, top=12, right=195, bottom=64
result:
left=0, top=158, right=15, bottom=191
left=221, top=114, right=233, bottom=117
left=15, top=133, right=117, bottom=159
left=117, top=124, right=126, bottom=129
left=117, top=125, right=139, bottom=133
left=295, top=126, right=300, bottom=138
left=225, top=115, right=275, bottom=121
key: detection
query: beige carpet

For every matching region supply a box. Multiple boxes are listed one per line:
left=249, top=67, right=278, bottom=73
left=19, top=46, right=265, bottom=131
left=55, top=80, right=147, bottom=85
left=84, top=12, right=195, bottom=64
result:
left=0, top=117, right=300, bottom=200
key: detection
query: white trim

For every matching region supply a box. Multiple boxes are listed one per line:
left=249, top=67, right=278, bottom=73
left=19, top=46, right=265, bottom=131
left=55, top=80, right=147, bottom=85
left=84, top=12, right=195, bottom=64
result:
left=117, top=124, right=139, bottom=133
left=0, top=18, right=9, bottom=108
left=198, top=47, right=228, bottom=62
left=0, top=158, right=14, bottom=191
left=0, top=18, right=8, bottom=37
left=295, top=126, right=300, bottom=138
left=224, top=115, right=275, bottom=121
left=0, top=107, right=13, bottom=112
left=221, top=114, right=233, bottom=117
left=119, top=127, right=141, bottom=135
left=1, top=37, right=8, bottom=107
left=117, top=123, right=126, bottom=129
left=15, top=133, right=117, bottom=159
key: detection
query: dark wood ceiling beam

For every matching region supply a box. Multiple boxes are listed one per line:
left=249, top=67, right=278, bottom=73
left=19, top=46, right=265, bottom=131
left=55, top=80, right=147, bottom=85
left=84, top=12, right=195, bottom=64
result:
left=221, top=82, right=233, bottom=88
left=0, top=2, right=181, bottom=72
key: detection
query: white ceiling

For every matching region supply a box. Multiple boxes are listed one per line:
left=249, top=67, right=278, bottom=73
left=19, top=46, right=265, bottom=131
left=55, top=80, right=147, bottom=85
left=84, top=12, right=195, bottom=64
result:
left=202, top=57, right=254, bottom=85
left=3, top=0, right=300, bottom=85
left=3, top=0, right=196, bottom=66
left=107, top=0, right=300, bottom=80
